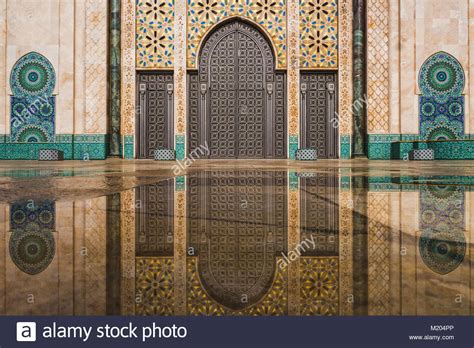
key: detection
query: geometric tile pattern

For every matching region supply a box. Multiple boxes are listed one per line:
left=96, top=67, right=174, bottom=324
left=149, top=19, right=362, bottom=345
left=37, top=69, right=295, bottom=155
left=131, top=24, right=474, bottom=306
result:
left=85, top=0, right=108, bottom=134
left=419, top=96, right=464, bottom=140
left=367, top=0, right=389, bottom=133
left=11, top=96, right=55, bottom=143
left=418, top=52, right=465, bottom=141
left=187, top=257, right=287, bottom=315
left=186, top=0, right=287, bottom=69
left=300, top=257, right=339, bottom=315
left=10, top=52, right=56, bottom=144
left=136, top=0, right=175, bottom=68
left=136, top=257, right=175, bottom=315
left=299, top=0, right=338, bottom=69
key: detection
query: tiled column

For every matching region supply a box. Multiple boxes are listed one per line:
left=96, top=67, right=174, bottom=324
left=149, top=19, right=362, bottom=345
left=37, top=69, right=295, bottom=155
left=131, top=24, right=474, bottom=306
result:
left=174, top=1, right=187, bottom=160
left=287, top=0, right=300, bottom=159
left=121, top=0, right=136, bottom=159
left=352, top=0, right=367, bottom=157
left=109, top=0, right=122, bottom=156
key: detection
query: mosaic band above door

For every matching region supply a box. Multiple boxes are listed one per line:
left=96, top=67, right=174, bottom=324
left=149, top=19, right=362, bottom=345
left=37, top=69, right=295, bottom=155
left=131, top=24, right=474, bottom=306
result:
left=135, top=0, right=339, bottom=70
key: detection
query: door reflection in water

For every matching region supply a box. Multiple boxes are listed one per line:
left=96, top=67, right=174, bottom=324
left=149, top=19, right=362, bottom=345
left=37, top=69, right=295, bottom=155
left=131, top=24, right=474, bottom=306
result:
left=0, top=171, right=472, bottom=316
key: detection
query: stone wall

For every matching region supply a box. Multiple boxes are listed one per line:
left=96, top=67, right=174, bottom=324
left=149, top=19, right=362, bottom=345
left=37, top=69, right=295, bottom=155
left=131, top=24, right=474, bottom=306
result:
left=0, top=0, right=108, bottom=160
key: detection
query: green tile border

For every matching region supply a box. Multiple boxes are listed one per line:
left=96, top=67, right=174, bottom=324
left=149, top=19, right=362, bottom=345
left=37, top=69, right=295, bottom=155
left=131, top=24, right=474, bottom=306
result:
left=368, top=134, right=474, bottom=160
left=123, top=134, right=134, bottom=160
left=0, top=134, right=108, bottom=160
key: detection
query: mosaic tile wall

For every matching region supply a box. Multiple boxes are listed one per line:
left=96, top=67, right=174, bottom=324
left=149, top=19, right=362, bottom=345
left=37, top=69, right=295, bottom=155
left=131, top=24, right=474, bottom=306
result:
left=136, top=0, right=175, bottom=68
left=299, top=0, right=338, bottom=69
left=10, top=52, right=56, bottom=143
left=418, top=52, right=465, bottom=140
left=186, top=0, right=287, bottom=69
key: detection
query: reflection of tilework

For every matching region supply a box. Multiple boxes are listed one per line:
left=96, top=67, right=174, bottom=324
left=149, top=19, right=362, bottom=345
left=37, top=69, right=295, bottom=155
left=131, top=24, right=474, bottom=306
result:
left=367, top=193, right=390, bottom=315
left=187, top=257, right=287, bottom=315
left=299, top=0, right=338, bottom=69
left=419, top=185, right=466, bottom=275
left=136, top=258, right=175, bottom=315
left=187, top=0, right=287, bottom=69
left=136, top=0, right=175, bottom=68
left=10, top=200, right=56, bottom=275
left=300, top=257, right=338, bottom=315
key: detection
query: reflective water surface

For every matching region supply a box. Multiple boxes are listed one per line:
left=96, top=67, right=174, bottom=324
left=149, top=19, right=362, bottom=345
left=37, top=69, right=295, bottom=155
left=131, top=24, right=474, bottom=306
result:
left=0, top=170, right=473, bottom=316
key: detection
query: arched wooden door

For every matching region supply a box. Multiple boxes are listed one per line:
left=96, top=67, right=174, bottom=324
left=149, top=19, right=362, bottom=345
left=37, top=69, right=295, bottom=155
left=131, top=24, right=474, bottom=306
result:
left=188, top=20, right=286, bottom=159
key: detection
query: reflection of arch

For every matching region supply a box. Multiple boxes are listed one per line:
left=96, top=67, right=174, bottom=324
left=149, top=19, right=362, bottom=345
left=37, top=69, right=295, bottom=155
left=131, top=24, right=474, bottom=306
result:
left=9, top=228, right=55, bottom=275
left=9, top=201, right=56, bottom=275
left=197, top=236, right=277, bottom=310
left=187, top=171, right=288, bottom=310
left=196, top=16, right=278, bottom=70
left=419, top=185, right=465, bottom=275
left=419, top=229, right=465, bottom=275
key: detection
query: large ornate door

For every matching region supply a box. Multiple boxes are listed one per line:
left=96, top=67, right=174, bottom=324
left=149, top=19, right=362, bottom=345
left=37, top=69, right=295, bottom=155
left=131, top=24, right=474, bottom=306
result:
left=188, top=20, right=286, bottom=159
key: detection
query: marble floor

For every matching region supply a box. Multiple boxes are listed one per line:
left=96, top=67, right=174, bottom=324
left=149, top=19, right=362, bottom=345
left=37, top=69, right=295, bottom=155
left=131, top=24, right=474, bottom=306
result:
left=0, top=159, right=473, bottom=316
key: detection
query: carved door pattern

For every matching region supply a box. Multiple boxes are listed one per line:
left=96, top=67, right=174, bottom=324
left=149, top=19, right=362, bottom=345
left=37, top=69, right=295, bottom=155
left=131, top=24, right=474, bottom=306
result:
left=136, top=72, right=174, bottom=159
left=189, top=20, right=286, bottom=159
left=300, top=72, right=338, bottom=159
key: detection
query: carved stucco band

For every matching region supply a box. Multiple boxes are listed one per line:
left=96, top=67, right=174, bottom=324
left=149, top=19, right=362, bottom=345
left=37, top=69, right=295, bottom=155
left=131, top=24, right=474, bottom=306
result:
left=339, top=0, right=353, bottom=133
left=175, top=1, right=187, bottom=140
left=287, top=0, right=300, bottom=158
left=109, top=0, right=121, bottom=156
left=120, top=0, right=136, bottom=157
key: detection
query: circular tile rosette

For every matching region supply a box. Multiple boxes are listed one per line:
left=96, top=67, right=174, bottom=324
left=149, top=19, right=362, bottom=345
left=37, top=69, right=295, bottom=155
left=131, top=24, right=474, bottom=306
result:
left=419, top=52, right=464, bottom=99
left=9, top=226, right=55, bottom=275
left=419, top=229, right=466, bottom=275
left=10, top=52, right=56, bottom=98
